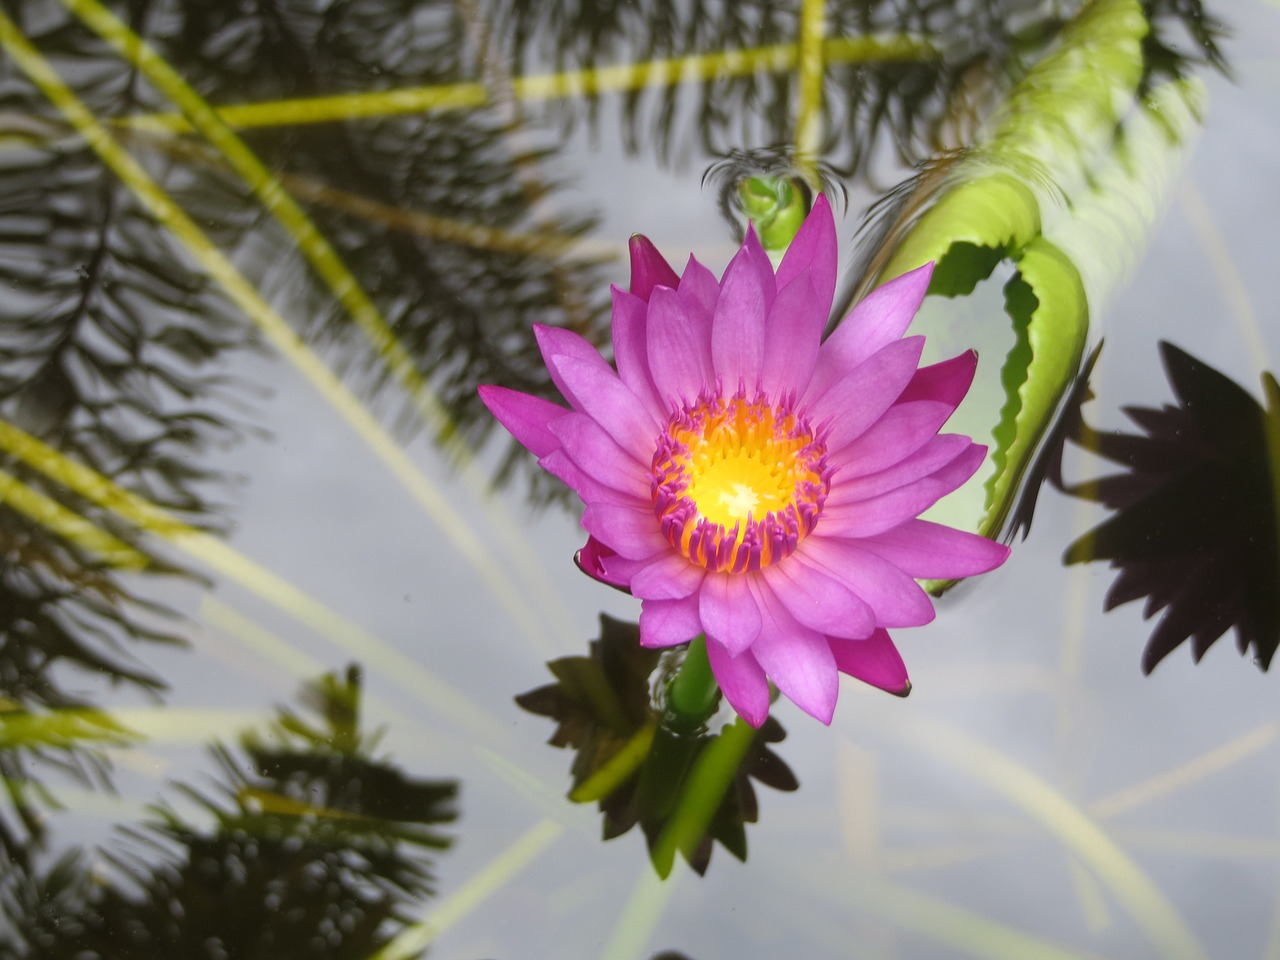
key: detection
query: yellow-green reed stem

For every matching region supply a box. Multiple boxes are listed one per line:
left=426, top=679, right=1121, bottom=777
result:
left=0, top=466, right=148, bottom=569
left=115, top=35, right=938, bottom=135
left=650, top=716, right=757, bottom=878
left=795, top=0, right=827, bottom=183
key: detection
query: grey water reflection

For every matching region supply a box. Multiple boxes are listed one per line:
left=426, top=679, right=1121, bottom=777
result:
left=0, top=0, right=1275, bottom=956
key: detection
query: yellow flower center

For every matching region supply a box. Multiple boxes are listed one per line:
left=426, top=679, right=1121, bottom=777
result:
left=651, top=393, right=829, bottom=573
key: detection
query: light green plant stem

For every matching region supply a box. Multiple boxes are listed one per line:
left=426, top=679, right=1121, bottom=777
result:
left=569, top=720, right=658, bottom=803
left=650, top=716, right=757, bottom=878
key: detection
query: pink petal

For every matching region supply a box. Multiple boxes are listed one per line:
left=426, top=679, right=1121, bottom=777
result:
left=533, top=323, right=609, bottom=410
left=550, top=357, right=659, bottom=456
left=581, top=502, right=670, bottom=560
left=829, top=628, right=911, bottom=695
left=629, top=551, right=707, bottom=600
left=699, top=573, right=762, bottom=656
left=899, top=350, right=978, bottom=406
left=825, top=435, right=973, bottom=507
left=629, top=234, right=680, bottom=301
left=859, top=520, right=1010, bottom=579
left=540, top=450, right=646, bottom=508
left=797, top=537, right=936, bottom=628
left=747, top=579, right=839, bottom=724
left=826, top=400, right=957, bottom=478
left=646, top=284, right=714, bottom=406
left=711, top=225, right=775, bottom=390
left=760, top=269, right=822, bottom=399
left=477, top=385, right=567, bottom=458
left=706, top=639, right=771, bottom=727
left=678, top=255, right=721, bottom=318
left=610, top=285, right=665, bottom=420
left=775, top=194, right=837, bottom=323
left=819, top=444, right=986, bottom=538
left=761, top=554, right=876, bottom=640
left=807, top=337, right=926, bottom=451
left=575, top=537, right=629, bottom=590
left=549, top=413, right=650, bottom=495
left=807, top=262, right=934, bottom=399
left=639, top=596, right=702, bottom=648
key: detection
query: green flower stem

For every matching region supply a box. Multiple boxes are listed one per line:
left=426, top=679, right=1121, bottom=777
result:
left=664, top=635, right=720, bottom=731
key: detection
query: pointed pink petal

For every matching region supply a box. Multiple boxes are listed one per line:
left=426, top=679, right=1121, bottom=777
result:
left=639, top=596, right=702, bottom=648
left=532, top=323, right=608, bottom=410
left=629, top=234, right=680, bottom=301
left=760, top=268, right=822, bottom=399
left=899, top=350, right=978, bottom=406
left=549, top=413, right=649, bottom=494
left=797, top=537, right=936, bottom=628
left=711, top=225, right=774, bottom=390
left=807, top=337, right=925, bottom=450
left=826, top=401, right=956, bottom=477
left=747, top=579, right=839, bottom=724
left=706, top=639, right=770, bottom=727
left=829, top=628, right=910, bottom=695
left=678, top=255, right=721, bottom=318
left=825, top=435, right=972, bottom=507
left=581, top=502, right=670, bottom=560
left=646, top=284, right=714, bottom=405
left=859, top=520, right=1010, bottom=579
left=477, top=385, right=567, bottom=458
left=629, top=551, right=706, bottom=600
left=549, top=357, right=659, bottom=456
left=775, top=194, right=836, bottom=322
left=699, top=573, right=762, bottom=656
left=808, top=262, right=933, bottom=399
left=819, top=444, right=986, bottom=538
left=761, top=554, right=876, bottom=639
left=540, top=450, right=647, bottom=508
left=610, top=285, right=665, bottom=420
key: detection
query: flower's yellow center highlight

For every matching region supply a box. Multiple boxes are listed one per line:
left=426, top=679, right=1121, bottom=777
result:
left=651, top=393, right=829, bottom=573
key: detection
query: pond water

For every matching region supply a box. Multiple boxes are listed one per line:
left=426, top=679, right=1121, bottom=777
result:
left=2, top=2, right=1279, bottom=959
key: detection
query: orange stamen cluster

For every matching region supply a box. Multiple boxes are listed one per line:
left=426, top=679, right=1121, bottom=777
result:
left=651, top=391, right=829, bottom=573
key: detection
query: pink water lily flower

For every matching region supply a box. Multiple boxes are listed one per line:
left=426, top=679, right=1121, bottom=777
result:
left=480, top=195, right=1008, bottom=726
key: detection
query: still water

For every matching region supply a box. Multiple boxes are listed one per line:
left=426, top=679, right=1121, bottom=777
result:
left=1, top=1, right=1279, bottom=958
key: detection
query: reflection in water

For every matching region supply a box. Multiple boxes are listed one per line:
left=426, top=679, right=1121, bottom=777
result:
left=485, top=0, right=1224, bottom=176
left=518, top=615, right=797, bottom=876
left=3, top=667, right=458, bottom=959
left=0, top=0, right=249, bottom=858
left=1059, top=343, right=1280, bottom=672
left=161, top=0, right=613, bottom=473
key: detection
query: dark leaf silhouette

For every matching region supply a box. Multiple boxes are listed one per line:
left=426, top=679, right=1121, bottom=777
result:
left=1061, top=342, right=1280, bottom=672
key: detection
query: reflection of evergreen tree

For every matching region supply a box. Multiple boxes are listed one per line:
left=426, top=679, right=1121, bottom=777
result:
left=0, top=2, right=254, bottom=865
left=6, top=667, right=458, bottom=960
left=484, top=0, right=1226, bottom=176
